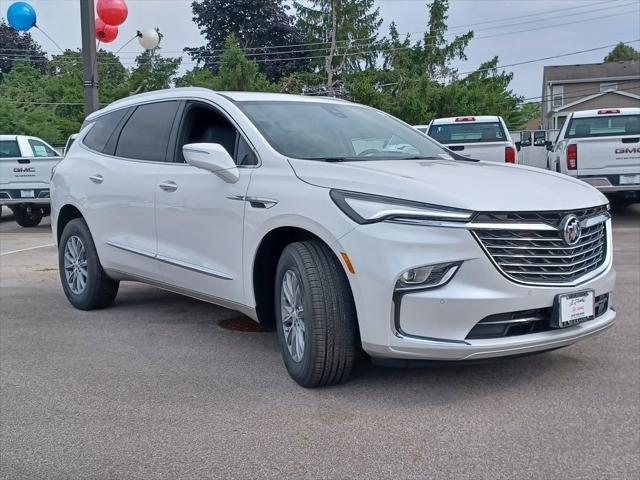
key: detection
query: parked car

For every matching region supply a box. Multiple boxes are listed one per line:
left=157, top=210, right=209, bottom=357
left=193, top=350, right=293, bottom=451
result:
left=51, top=89, right=615, bottom=387
left=0, top=134, right=61, bottom=227
left=547, top=108, right=640, bottom=206
left=419, top=116, right=517, bottom=164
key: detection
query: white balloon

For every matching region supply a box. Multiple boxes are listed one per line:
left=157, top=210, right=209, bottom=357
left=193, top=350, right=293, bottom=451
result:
left=138, top=28, right=160, bottom=50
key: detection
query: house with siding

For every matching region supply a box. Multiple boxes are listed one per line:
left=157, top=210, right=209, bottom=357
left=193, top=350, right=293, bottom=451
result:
left=541, top=61, right=640, bottom=130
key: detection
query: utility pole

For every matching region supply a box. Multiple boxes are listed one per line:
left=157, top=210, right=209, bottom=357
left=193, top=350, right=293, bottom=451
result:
left=80, top=0, right=99, bottom=115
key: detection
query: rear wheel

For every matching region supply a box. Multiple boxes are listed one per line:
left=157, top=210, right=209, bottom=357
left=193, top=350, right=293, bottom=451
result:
left=58, top=218, right=119, bottom=310
left=275, top=241, right=358, bottom=387
left=13, top=206, right=43, bottom=227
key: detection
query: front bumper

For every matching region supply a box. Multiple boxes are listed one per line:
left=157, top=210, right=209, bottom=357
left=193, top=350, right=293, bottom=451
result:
left=335, top=220, right=616, bottom=360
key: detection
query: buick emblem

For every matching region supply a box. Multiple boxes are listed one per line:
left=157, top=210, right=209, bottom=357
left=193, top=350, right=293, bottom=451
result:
left=560, top=215, right=581, bottom=246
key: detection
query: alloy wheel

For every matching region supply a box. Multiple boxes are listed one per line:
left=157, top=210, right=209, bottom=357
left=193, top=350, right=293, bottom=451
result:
left=63, top=235, right=88, bottom=294
left=280, top=270, right=306, bottom=363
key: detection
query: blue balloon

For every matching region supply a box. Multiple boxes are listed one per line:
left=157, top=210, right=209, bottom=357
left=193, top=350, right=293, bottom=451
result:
left=7, top=2, right=37, bottom=32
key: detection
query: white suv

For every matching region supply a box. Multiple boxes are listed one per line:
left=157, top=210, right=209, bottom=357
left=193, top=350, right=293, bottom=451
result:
left=51, top=89, right=616, bottom=387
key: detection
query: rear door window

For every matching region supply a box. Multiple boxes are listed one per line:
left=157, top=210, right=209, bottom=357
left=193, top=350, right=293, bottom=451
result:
left=115, top=101, right=179, bottom=162
left=566, top=114, right=640, bottom=138
left=27, top=139, right=58, bottom=157
left=428, top=122, right=507, bottom=144
left=0, top=140, right=20, bottom=158
left=83, top=108, right=130, bottom=154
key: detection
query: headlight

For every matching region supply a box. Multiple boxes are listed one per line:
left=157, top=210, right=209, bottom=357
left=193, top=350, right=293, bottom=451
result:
left=395, top=262, right=461, bottom=292
left=330, top=190, right=473, bottom=225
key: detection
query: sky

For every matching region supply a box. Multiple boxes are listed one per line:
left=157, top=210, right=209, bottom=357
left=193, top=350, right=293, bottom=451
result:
left=1, top=0, right=639, bottom=100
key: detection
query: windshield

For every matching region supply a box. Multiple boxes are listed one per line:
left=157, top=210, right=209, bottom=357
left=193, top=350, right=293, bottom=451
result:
left=428, top=121, right=507, bottom=144
left=236, top=100, right=452, bottom=160
left=566, top=114, right=640, bottom=138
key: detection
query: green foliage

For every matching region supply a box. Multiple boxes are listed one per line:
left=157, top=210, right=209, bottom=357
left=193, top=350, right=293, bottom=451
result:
left=603, top=42, right=640, bottom=62
left=0, top=20, right=48, bottom=78
left=294, top=0, right=382, bottom=85
left=178, top=34, right=276, bottom=92
left=186, top=0, right=309, bottom=81
left=1, top=3, right=522, bottom=146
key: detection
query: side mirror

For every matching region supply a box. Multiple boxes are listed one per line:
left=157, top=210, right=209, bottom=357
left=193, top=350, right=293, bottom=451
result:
left=545, top=141, right=554, bottom=151
left=515, top=141, right=521, bottom=152
left=183, top=143, right=239, bottom=183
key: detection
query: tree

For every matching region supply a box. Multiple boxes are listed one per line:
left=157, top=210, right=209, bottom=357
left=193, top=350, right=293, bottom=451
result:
left=603, top=42, right=640, bottom=62
left=383, top=0, right=473, bottom=80
left=185, top=0, right=308, bottom=81
left=294, top=0, right=382, bottom=87
left=178, top=34, right=274, bottom=92
left=0, top=20, right=48, bottom=78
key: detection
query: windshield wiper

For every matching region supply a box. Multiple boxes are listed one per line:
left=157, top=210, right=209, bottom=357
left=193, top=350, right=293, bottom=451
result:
left=301, top=156, right=370, bottom=162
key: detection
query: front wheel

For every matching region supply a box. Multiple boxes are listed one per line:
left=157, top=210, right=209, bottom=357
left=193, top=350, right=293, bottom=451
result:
left=58, top=218, right=119, bottom=310
left=13, top=206, right=43, bottom=227
left=275, top=241, right=358, bottom=388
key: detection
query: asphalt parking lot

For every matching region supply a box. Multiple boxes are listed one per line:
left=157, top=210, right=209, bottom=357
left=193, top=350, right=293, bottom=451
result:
left=0, top=206, right=638, bottom=479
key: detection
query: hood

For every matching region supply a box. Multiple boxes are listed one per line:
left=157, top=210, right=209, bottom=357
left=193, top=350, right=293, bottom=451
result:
left=289, top=159, right=608, bottom=212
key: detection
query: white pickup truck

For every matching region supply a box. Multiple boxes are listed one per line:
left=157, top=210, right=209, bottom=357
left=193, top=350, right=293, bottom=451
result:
left=416, top=115, right=517, bottom=164
left=0, top=135, right=62, bottom=227
left=547, top=108, right=640, bottom=206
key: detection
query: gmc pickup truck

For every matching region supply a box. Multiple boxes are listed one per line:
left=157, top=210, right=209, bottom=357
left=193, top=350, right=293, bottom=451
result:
left=0, top=135, right=62, bottom=227
left=548, top=108, right=640, bottom=206
left=417, top=115, right=517, bottom=164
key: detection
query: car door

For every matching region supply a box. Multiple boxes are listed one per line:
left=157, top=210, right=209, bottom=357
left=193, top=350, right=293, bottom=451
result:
left=155, top=100, right=257, bottom=304
left=81, top=101, right=180, bottom=280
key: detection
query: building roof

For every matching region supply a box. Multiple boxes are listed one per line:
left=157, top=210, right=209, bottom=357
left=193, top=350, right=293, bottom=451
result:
left=543, top=61, right=640, bottom=83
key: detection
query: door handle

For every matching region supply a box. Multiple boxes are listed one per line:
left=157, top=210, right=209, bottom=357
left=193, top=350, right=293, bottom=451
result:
left=89, top=174, right=103, bottom=184
left=159, top=181, right=178, bottom=192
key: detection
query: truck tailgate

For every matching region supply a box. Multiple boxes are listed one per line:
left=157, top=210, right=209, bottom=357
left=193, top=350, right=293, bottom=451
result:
left=446, top=142, right=508, bottom=163
left=0, top=157, right=60, bottom=187
left=575, top=136, right=640, bottom=176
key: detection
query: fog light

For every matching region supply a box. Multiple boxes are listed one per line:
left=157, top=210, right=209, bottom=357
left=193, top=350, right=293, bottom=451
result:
left=395, top=262, right=461, bottom=292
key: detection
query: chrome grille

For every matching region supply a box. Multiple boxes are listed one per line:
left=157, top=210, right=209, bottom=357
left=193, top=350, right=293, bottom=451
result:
left=473, top=208, right=609, bottom=285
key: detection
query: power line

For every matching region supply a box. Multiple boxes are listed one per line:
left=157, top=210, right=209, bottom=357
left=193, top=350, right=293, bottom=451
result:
left=4, top=44, right=639, bottom=108
left=0, top=0, right=632, bottom=57
left=3, top=7, right=638, bottom=69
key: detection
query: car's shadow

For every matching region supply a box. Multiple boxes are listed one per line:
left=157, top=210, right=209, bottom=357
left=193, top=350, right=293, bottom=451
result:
left=107, top=283, right=580, bottom=403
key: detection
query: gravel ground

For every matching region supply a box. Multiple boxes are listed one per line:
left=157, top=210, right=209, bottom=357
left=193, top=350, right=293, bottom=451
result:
left=1, top=206, right=638, bottom=479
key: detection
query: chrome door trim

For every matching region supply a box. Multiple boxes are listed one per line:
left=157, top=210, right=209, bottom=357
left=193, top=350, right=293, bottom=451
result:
left=104, top=268, right=257, bottom=320
left=106, top=240, right=156, bottom=259
left=156, top=255, right=233, bottom=280
left=106, top=240, right=232, bottom=280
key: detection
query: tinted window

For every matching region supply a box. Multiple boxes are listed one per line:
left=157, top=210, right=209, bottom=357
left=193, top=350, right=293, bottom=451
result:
left=83, top=108, right=129, bottom=153
left=0, top=140, right=20, bottom=158
left=427, top=121, right=507, bottom=144
left=238, top=101, right=449, bottom=160
left=566, top=114, right=640, bottom=138
left=28, top=139, right=58, bottom=157
left=116, top=102, right=179, bottom=161
left=236, top=135, right=257, bottom=166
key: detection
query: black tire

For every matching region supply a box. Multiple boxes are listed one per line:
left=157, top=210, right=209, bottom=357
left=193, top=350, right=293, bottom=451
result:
left=275, top=241, right=358, bottom=388
left=13, top=206, right=43, bottom=227
left=58, top=218, right=119, bottom=310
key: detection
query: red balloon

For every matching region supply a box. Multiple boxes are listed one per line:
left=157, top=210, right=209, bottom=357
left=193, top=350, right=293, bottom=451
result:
left=95, top=18, right=118, bottom=43
left=97, top=0, right=128, bottom=26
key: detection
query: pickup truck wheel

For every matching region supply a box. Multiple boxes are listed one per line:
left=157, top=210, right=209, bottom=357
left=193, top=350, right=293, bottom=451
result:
left=59, top=218, right=119, bottom=310
left=275, top=241, right=357, bottom=387
left=13, top=206, right=43, bottom=228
